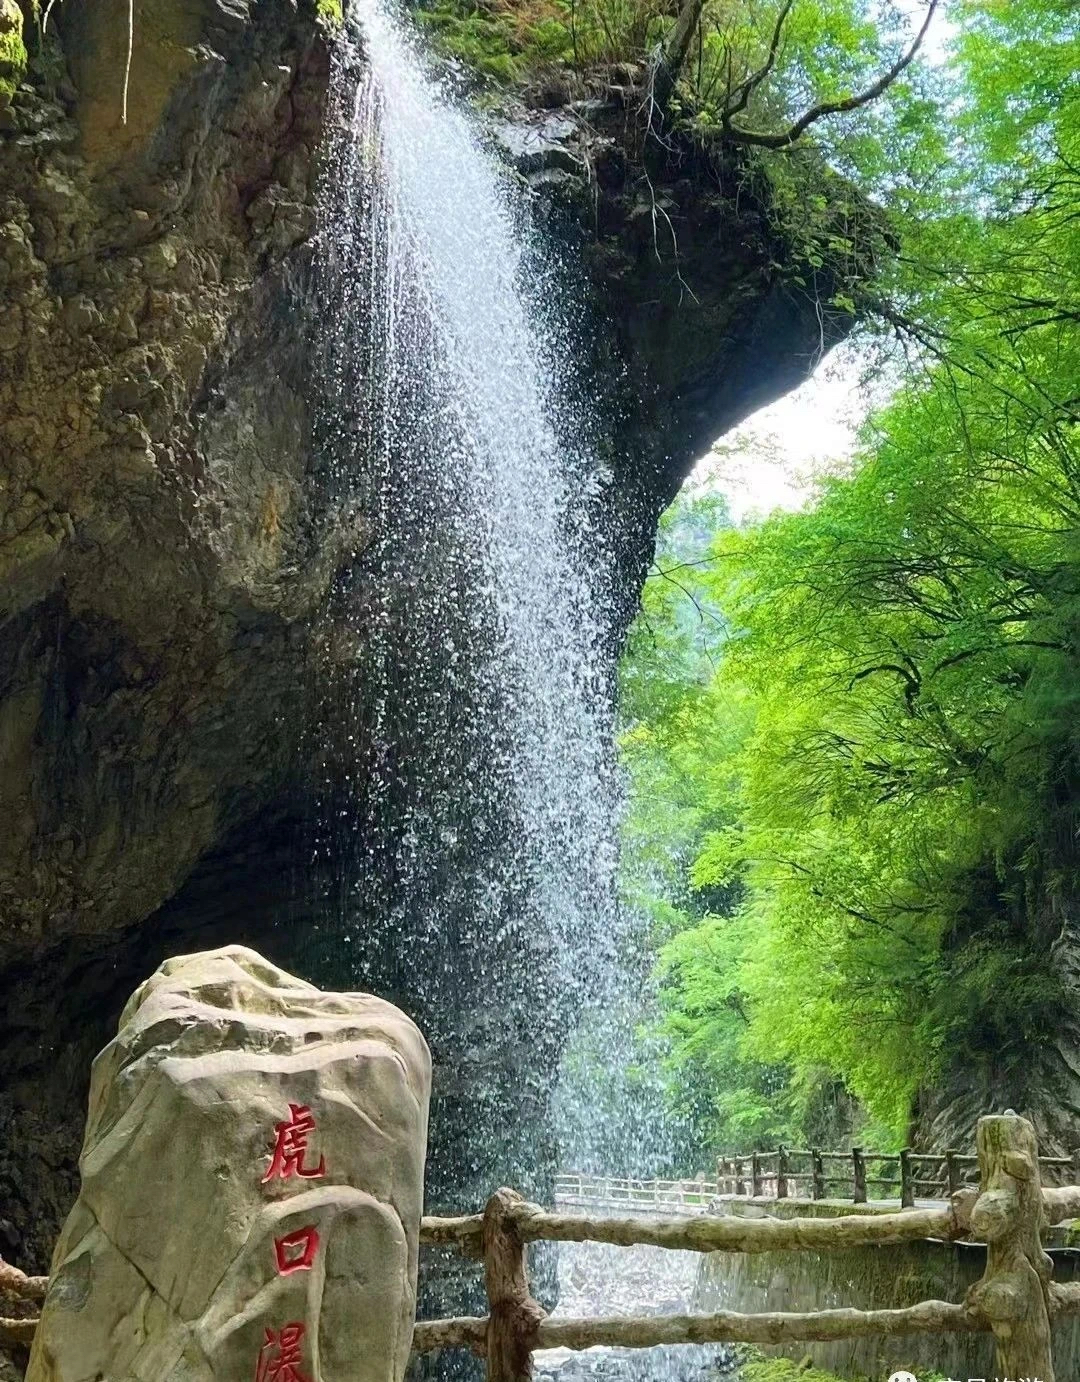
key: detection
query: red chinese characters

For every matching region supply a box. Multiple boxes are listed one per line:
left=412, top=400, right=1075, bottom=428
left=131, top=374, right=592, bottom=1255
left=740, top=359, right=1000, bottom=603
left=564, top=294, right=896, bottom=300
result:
left=256, top=1104, right=325, bottom=1378
left=262, top=1103, right=326, bottom=1183
left=273, top=1225, right=320, bottom=1277
left=254, top=1323, right=311, bottom=1382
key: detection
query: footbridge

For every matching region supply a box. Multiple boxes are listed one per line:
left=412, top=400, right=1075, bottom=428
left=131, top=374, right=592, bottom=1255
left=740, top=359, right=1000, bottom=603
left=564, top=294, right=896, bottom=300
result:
left=553, top=1173, right=722, bottom=1216
left=557, top=1140, right=1080, bottom=1214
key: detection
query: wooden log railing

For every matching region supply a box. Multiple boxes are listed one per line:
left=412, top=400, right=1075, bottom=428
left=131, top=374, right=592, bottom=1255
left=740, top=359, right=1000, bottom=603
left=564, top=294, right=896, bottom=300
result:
left=0, top=1259, right=46, bottom=1349
left=707, top=1143, right=1080, bottom=1206
left=414, top=1114, right=1080, bottom=1382
left=6, top=1114, right=1079, bottom=1378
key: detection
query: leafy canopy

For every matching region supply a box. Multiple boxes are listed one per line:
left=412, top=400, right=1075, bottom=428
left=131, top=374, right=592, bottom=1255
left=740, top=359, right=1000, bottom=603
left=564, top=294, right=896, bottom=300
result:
left=619, top=0, right=1080, bottom=1150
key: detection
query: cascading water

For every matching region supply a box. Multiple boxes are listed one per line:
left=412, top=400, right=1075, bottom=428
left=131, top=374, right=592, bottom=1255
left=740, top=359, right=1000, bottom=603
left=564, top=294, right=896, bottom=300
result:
left=346, top=0, right=618, bottom=984
left=311, top=0, right=623, bottom=1250
left=303, top=6, right=737, bottom=1376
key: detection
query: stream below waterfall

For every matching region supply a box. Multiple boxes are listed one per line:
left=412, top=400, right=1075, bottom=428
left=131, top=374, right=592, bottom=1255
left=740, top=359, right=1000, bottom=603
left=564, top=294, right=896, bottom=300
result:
left=534, top=1242, right=740, bottom=1382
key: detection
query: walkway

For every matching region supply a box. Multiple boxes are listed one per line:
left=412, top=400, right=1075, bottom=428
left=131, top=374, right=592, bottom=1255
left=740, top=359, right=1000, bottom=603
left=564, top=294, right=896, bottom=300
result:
left=553, top=1172, right=950, bottom=1216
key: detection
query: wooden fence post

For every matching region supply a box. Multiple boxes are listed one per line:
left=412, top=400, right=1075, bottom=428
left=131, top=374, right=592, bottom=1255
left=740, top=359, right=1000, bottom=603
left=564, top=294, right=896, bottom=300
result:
left=900, top=1148, right=914, bottom=1208
left=967, top=1113, right=1055, bottom=1382
left=777, top=1146, right=789, bottom=1199
left=483, top=1188, right=545, bottom=1382
left=946, top=1148, right=959, bottom=1196
left=852, top=1147, right=867, bottom=1204
left=751, top=1152, right=762, bottom=1198
left=811, top=1150, right=824, bottom=1200
left=735, top=1159, right=746, bottom=1197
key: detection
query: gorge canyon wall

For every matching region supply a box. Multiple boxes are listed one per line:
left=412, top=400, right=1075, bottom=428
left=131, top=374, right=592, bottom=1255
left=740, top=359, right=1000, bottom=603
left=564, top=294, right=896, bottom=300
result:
left=0, top=0, right=864, bottom=1294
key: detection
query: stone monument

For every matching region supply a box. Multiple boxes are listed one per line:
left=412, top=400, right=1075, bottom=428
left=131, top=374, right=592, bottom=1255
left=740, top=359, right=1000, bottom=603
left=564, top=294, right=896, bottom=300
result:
left=27, top=946, right=431, bottom=1382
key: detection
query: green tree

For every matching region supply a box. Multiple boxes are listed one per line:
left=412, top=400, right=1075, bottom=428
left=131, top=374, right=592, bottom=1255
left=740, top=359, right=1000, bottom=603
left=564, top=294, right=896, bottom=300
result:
left=627, top=0, right=1080, bottom=1148
left=617, top=490, right=817, bottom=1155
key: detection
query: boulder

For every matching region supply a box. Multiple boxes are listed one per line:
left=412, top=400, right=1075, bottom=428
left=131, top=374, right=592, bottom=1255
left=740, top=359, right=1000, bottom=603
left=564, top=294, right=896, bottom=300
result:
left=26, top=946, right=431, bottom=1382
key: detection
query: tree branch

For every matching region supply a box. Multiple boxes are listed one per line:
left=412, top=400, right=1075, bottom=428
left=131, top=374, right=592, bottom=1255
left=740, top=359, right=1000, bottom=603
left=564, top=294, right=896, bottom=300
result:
left=721, top=0, right=940, bottom=150
left=722, top=0, right=795, bottom=123
left=848, top=661, right=921, bottom=713
left=649, top=0, right=709, bottom=116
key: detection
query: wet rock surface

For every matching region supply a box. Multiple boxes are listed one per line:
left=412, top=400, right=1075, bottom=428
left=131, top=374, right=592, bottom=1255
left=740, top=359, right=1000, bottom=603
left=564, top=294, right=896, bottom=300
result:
left=0, top=0, right=341, bottom=1287
left=0, top=0, right=334, bottom=960
left=487, top=79, right=877, bottom=606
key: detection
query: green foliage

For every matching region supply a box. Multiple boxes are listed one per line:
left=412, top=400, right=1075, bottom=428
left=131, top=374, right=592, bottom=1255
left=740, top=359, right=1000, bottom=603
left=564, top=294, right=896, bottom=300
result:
left=316, top=0, right=345, bottom=28
left=738, top=1358, right=854, bottom=1382
left=658, top=912, right=802, bottom=1149
left=416, top=0, right=533, bottom=80
left=619, top=490, right=733, bottom=911
left=739, top=1360, right=951, bottom=1382
left=412, top=0, right=950, bottom=337
left=414, top=0, right=949, bottom=343
left=0, top=0, right=28, bottom=100
left=615, top=490, right=775, bottom=1161
left=415, top=0, right=946, bottom=180
left=415, top=0, right=675, bottom=79
left=618, top=0, right=1080, bottom=1149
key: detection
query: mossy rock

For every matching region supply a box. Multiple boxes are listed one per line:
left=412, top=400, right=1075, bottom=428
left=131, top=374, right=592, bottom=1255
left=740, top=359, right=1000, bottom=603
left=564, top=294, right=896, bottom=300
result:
left=0, top=0, right=28, bottom=102
left=415, top=0, right=576, bottom=82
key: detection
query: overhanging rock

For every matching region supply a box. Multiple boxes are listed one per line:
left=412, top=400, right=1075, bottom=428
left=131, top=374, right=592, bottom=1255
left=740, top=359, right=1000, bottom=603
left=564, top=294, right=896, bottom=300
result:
left=26, top=945, right=431, bottom=1382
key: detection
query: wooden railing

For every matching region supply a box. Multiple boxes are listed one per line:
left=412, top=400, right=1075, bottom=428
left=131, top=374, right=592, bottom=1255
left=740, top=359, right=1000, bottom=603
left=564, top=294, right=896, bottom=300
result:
left=0, top=1260, right=45, bottom=1347
left=5, top=1113, right=1078, bottom=1378
left=414, top=1114, right=1080, bottom=1382
left=712, top=1144, right=1080, bottom=1205
left=554, top=1172, right=719, bottom=1213
left=557, top=1149, right=1080, bottom=1211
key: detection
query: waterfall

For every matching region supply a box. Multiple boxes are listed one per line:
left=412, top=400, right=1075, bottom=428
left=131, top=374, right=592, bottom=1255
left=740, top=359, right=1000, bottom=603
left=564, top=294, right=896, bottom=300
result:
left=310, top=0, right=621, bottom=1221
left=303, top=12, right=738, bottom=1377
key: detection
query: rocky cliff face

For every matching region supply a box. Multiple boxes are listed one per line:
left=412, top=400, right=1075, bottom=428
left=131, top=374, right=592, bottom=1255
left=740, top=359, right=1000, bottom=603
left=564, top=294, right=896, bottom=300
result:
left=0, top=0, right=865, bottom=1291
left=1, top=0, right=333, bottom=957
left=490, top=85, right=868, bottom=613
left=914, top=907, right=1080, bottom=1159
left=1, top=0, right=338, bottom=1282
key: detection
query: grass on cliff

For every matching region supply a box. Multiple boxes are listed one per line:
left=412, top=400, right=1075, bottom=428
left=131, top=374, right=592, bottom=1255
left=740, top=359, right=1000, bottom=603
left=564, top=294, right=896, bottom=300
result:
left=739, top=1362, right=849, bottom=1382
left=738, top=1357, right=952, bottom=1382
left=415, top=0, right=670, bottom=81
left=0, top=0, right=28, bottom=101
